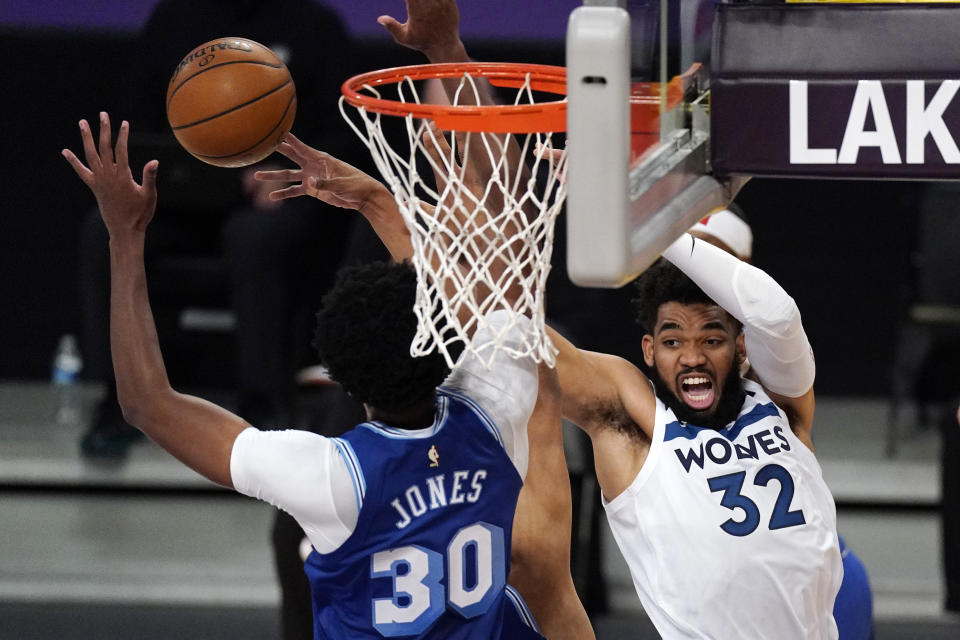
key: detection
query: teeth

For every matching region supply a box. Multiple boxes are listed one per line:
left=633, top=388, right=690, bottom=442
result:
left=687, top=392, right=710, bottom=401
left=683, top=377, right=709, bottom=386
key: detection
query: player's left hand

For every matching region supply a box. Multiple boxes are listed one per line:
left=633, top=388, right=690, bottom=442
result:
left=377, top=0, right=463, bottom=61
left=62, top=111, right=158, bottom=237
left=255, top=132, right=390, bottom=215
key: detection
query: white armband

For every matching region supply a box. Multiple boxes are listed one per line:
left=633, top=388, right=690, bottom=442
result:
left=663, top=234, right=815, bottom=397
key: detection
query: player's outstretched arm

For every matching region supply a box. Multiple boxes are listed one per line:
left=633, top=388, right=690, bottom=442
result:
left=379, top=0, right=530, bottom=200
left=545, top=326, right=655, bottom=500
left=255, top=132, right=412, bottom=262
left=663, top=233, right=817, bottom=441
left=378, top=0, right=467, bottom=64
left=259, top=130, right=517, bottom=328
left=62, top=113, right=247, bottom=488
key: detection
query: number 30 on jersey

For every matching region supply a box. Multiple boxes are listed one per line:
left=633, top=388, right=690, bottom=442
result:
left=370, top=522, right=505, bottom=637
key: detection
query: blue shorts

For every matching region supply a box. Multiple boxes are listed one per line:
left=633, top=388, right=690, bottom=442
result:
left=501, top=585, right=546, bottom=639
left=833, top=536, right=874, bottom=640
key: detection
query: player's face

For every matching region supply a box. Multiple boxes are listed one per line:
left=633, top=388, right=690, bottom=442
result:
left=642, top=302, right=744, bottom=420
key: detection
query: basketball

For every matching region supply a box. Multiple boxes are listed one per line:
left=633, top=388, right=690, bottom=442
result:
left=166, top=37, right=297, bottom=168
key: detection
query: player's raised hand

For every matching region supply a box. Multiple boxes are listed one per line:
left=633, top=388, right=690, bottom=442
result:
left=260, top=132, right=412, bottom=261
left=377, top=0, right=464, bottom=62
left=256, top=132, right=391, bottom=215
left=62, top=112, right=158, bottom=236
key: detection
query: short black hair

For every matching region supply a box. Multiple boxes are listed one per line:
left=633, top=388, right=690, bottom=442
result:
left=631, top=258, right=720, bottom=335
left=313, top=261, right=450, bottom=412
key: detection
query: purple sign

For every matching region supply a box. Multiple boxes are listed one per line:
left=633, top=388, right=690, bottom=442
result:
left=713, top=79, right=960, bottom=179
left=1, top=0, right=580, bottom=41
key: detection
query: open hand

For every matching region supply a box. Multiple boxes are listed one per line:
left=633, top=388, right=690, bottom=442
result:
left=254, top=132, right=389, bottom=215
left=377, top=0, right=463, bottom=62
left=62, top=112, right=158, bottom=237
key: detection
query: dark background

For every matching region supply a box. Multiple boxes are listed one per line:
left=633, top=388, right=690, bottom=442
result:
left=0, top=2, right=936, bottom=397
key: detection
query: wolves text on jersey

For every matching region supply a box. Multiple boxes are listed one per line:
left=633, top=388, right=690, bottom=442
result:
left=674, top=426, right=792, bottom=473
left=390, top=470, right=488, bottom=529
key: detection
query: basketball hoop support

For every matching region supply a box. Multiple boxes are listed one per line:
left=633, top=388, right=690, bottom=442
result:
left=566, top=5, right=737, bottom=287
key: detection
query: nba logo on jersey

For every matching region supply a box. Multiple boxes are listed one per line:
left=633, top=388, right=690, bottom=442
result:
left=428, top=444, right=440, bottom=467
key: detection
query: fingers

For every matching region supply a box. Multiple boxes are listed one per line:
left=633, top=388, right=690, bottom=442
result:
left=271, top=141, right=297, bottom=164
left=61, top=148, right=94, bottom=185
left=115, top=120, right=130, bottom=170
left=275, top=140, right=310, bottom=166
left=254, top=168, right=303, bottom=182
left=141, top=159, right=159, bottom=194
left=268, top=184, right=307, bottom=201
left=79, top=119, right=102, bottom=172
left=377, top=15, right=404, bottom=41
left=279, top=132, right=318, bottom=164
left=533, top=143, right=566, bottom=169
left=97, top=111, right=114, bottom=166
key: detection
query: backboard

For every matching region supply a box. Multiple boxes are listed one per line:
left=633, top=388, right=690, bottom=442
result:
left=566, top=0, right=735, bottom=287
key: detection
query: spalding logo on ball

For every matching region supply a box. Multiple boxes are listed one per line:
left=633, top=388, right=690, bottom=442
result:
left=166, top=37, right=296, bottom=168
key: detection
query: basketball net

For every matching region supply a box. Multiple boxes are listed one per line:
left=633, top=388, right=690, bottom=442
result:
left=340, top=64, right=567, bottom=369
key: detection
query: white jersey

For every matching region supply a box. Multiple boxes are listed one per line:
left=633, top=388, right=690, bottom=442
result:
left=229, top=311, right=537, bottom=554
left=603, top=379, right=842, bottom=639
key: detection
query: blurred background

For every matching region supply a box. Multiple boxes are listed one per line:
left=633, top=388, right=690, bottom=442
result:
left=1, top=0, right=959, bottom=638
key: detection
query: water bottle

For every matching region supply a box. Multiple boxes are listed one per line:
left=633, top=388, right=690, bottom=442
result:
left=52, top=334, right=83, bottom=425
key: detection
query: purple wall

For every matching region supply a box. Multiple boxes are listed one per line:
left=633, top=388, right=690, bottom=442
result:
left=2, top=0, right=580, bottom=41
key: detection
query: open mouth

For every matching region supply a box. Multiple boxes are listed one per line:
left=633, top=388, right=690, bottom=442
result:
left=679, top=374, right=714, bottom=411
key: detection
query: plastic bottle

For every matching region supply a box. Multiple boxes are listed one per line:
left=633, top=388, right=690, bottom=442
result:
left=52, top=334, right=83, bottom=425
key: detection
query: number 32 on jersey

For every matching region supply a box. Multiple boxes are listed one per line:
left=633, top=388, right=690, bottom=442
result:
left=708, top=463, right=806, bottom=537
left=370, top=522, right=505, bottom=637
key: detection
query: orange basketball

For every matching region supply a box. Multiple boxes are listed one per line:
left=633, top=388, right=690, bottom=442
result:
left=166, top=37, right=297, bottom=168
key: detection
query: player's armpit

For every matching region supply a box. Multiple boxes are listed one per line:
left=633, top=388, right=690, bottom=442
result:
left=762, top=385, right=816, bottom=452
left=547, top=326, right=654, bottom=438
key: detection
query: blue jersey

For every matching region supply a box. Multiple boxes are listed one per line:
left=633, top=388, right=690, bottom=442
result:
left=304, top=387, right=541, bottom=639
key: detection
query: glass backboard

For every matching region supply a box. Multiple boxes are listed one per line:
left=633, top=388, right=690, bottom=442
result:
left=566, top=0, right=736, bottom=287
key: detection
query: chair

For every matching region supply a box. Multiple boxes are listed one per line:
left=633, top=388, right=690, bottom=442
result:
left=886, top=183, right=960, bottom=457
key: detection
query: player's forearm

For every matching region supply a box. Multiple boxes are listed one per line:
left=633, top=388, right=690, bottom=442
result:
left=663, top=233, right=815, bottom=397
left=424, top=39, right=469, bottom=64
left=359, top=187, right=414, bottom=262
left=108, top=232, right=245, bottom=486
left=108, top=232, right=173, bottom=424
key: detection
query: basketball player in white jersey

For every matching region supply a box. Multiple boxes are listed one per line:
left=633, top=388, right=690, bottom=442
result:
left=543, top=235, right=843, bottom=638
left=376, top=7, right=843, bottom=632
left=690, top=206, right=875, bottom=639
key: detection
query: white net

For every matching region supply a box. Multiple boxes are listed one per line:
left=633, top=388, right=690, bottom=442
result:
left=340, top=68, right=567, bottom=369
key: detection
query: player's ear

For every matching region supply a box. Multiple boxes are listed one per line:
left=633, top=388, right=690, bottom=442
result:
left=642, top=333, right=655, bottom=367
left=735, top=332, right=746, bottom=365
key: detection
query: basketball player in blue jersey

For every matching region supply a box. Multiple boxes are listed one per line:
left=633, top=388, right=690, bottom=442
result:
left=61, top=113, right=555, bottom=639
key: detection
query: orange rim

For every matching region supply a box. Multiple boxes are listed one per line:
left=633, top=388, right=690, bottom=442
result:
left=341, top=62, right=567, bottom=133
